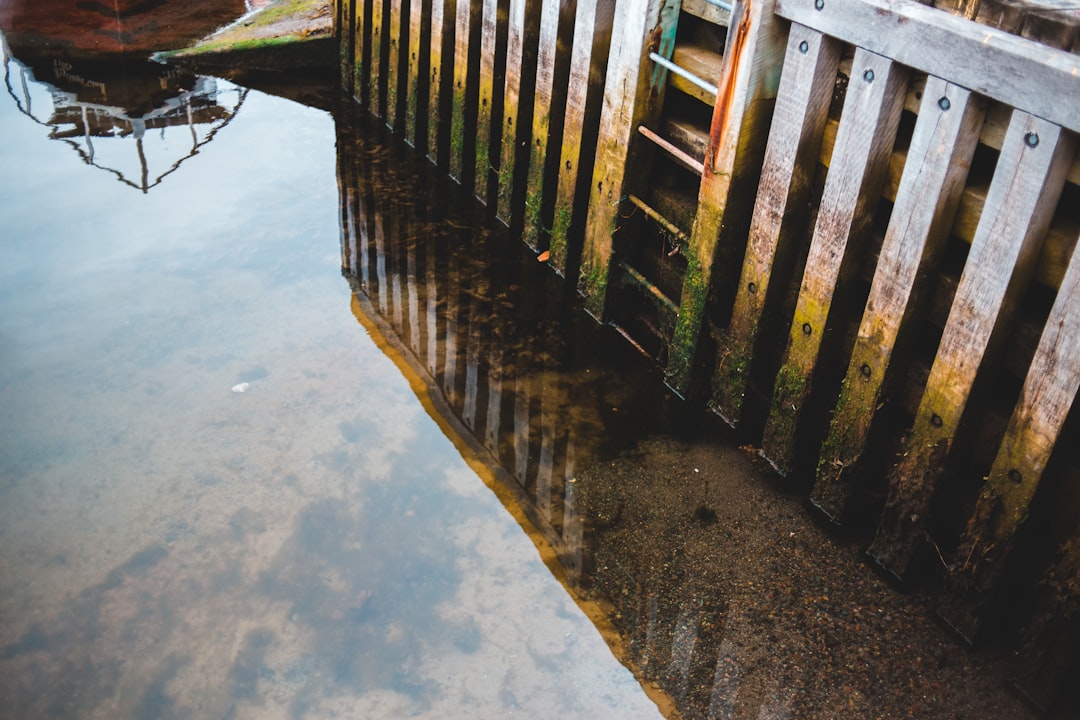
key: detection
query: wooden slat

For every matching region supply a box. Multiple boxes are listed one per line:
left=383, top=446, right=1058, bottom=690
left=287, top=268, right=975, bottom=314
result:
left=386, top=0, right=403, bottom=129
left=427, top=0, right=447, bottom=163
left=756, top=48, right=908, bottom=473
left=810, top=78, right=986, bottom=522
left=775, top=0, right=1080, bottom=133
left=548, top=0, right=602, bottom=273
left=939, top=228, right=1080, bottom=641
left=579, top=0, right=681, bottom=318
left=496, top=0, right=530, bottom=224
left=449, top=0, right=474, bottom=183
left=868, top=112, right=1076, bottom=580
left=371, top=0, right=385, bottom=118
left=521, top=0, right=560, bottom=250
left=474, top=0, right=499, bottom=204
left=665, top=0, right=787, bottom=395
left=669, top=43, right=725, bottom=105
left=682, top=0, right=732, bottom=25
left=710, top=23, right=840, bottom=427
left=405, top=0, right=424, bottom=146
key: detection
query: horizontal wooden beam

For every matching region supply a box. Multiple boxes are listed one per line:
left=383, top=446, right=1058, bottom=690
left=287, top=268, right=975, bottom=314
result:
left=775, top=0, right=1080, bottom=132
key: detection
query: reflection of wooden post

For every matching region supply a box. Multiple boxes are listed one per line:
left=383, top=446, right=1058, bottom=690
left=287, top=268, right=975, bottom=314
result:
left=548, top=0, right=600, bottom=273
left=521, top=0, right=559, bottom=250
left=760, top=48, right=909, bottom=476
left=709, top=24, right=839, bottom=426
left=443, top=247, right=460, bottom=407
left=387, top=0, right=403, bottom=129
left=665, top=0, right=786, bottom=395
left=939, top=231, right=1080, bottom=641
left=496, top=0, right=530, bottom=224
left=450, top=0, right=474, bottom=183
left=425, top=240, right=439, bottom=376
left=406, top=238, right=420, bottom=353
left=868, top=113, right=1075, bottom=580
left=427, top=0, right=447, bottom=163
left=405, top=0, right=424, bottom=146
left=373, top=197, right=389, bottom=315
left=475, top=0, right=499, bottom=205
left=811, top=78, right=985, bottom=522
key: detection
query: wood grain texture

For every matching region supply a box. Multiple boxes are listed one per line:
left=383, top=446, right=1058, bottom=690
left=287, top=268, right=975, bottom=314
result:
left=666, top=0, right=787, bottom=394
left=549, top=0, right=600, bottom=272
left=578, top=0, right=680, bottom=317
left=386, top=0, right=403, bottom=129
left=449, top=0, right=474, bottom=182
left=758, top=47, right=909, bottom=474
left=710, top=23, right=840, bottom=426
left=775, top=0, right=1080, bottom=132
left=940, top=227, right=1080, bottom=641
left=427, top=0, right=447, bottom=162
left=474, top=0, right=499, bottom=204
left=371, top=0, right=385, bottom=118
left=868, top=111, right=1077, bottom=580
left=405, top=0, right=424, bottom=146
left=496, top=0, right=530, bottom=223
left=522, top=0, right=561, bottom=250
left=811, top=78, right=986, bottom=522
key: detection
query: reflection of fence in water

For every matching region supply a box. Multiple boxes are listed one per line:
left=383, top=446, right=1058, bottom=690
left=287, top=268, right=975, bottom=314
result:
left=336, top=136, right=588, bottom=581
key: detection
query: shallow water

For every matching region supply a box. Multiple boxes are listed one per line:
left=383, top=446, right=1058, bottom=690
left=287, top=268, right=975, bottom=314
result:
left=0, top=46, right=664, bottom=719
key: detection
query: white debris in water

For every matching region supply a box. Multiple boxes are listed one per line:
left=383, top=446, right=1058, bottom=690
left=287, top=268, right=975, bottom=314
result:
left=232, top=382, right=250, bottom=393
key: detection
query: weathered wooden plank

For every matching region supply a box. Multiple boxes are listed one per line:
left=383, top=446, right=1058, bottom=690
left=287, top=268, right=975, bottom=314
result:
left=496, top=0, right=530, bottom=223
left=449, top=0, right=474, bottom=182
left=868, top=112, right=1076, bottom=580
left=810, top=78, right=986, bottom=522
left=521, top=0, right=561, bottom=251
left=758, top=48, right=908, bottom=473
left=548, top=0, right=601, bottom=273
left=709, top=23, right=840, bottom=427
left=938, top=228, right=1080, bottom=641
left=578, top=0, right=680, bottom=317
left=682, top=0, right=731, bottom=26
left=668, top=43, right=724, bottom=105
left=405, top=0, right=424, bottom=146
left=665, top=0, right=787, bottom=395
left=474, top=0, right=499, bottom=205
left=775, top=0, right=1080, bottom=133
left=427, top=0, right=447, bottom=163
left=371, top=0, right=385, bottom=117
left=386, top=0, right=403, bottom=130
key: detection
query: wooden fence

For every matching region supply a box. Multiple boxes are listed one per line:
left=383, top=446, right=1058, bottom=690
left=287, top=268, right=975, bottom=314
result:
left=335, top=0, right=1080, bottom=709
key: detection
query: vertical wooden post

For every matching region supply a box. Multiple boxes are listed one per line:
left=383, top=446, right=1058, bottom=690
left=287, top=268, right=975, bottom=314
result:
left=521, top=0, right=560, bottom=250
left=578, top=0, right=680, bottom=318
left=709, top=23, right=839, bottom=426
left=386, top=0, right=403, bottom=130
left=939, top=230, right=1080, bottom=640
left=868, top=112, right=1075, bottom=580
left=427, top=0, right=447, bottom=164
left=759, top=48, right=909, bottom=476
left=665, top=0, right=787, bottom=395
left=405, top=0, right=424, bottom=146
left=475, top=0, right=499, bottom=204
left=547, top=0, right=601, bottom=274
left=810, top=77, right=986, bottom=522
left=496, top=0, right=530, bottom=224
left=450, top=0, right=474, bottom=182
left=371, top=0, right=385, bottom=118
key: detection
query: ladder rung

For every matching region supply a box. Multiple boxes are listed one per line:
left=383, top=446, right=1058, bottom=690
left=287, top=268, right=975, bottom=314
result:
left=638, top=125, right=705, bottom=176
left=704, top=0, right=733, bottom=12
left=616, top=261, right=680, bottom=316
left=648, top=51, right=720, bottom=98
left=626, top=194, right=690, bottom=247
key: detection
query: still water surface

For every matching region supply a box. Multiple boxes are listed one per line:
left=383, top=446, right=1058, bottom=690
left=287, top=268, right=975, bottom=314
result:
left=0, top=48, right=663, bottom=718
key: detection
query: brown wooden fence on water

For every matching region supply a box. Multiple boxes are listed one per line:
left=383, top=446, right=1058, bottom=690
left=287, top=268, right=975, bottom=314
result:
left=334, top=0, right=1079, bottom=709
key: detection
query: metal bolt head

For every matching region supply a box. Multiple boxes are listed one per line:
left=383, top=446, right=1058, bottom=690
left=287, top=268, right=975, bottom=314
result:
left=860, top=363, right=872, bottom=379
left=748, top=281, right=758, bottom=295
left=801, top=322, right=813, bottom=336
left=814, top=0, right=824, bottom=9
left=863, top=69, right=875, bottom=83
left=799, top=40, right=809, bottom=54
left=930, top=413, right=943, bottom=428
left=1024, top=132, right=1039, bottom=148
left=1008, top=468, right=1023, bottom=484
left=938, top=96, right=950, bottom=111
